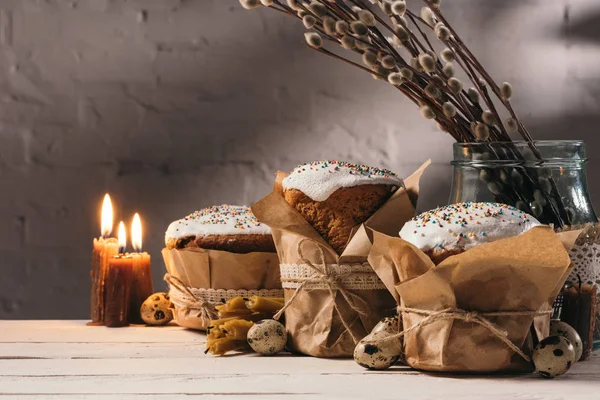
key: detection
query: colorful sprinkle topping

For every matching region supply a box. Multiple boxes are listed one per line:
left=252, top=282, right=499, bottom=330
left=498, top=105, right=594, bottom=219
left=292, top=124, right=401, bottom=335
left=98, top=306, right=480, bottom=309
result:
left=291, top=160, right=399, bottom=180
left=182, top=205, right=263, bottom=230
left=399, top=202, right=541, bottom=251
left=282, top=160, right=403, bottom=201
left=166, top=205, right=271, bottom=239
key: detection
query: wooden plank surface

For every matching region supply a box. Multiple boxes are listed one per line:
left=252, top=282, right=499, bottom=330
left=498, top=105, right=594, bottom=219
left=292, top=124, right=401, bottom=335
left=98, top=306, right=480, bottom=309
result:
left=0, top=321, right=598, bottom=399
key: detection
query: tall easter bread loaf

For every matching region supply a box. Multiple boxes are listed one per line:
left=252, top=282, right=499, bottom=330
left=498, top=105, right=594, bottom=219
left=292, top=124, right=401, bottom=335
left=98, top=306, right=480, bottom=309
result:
left=282, top=161, right=403, bottom=254
left=165, top=205, right=276, bottom=253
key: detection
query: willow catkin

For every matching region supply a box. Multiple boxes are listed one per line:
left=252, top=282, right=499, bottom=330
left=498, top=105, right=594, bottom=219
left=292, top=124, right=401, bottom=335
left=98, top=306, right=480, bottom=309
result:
left=442, top=102, right=457, bottom=118
left=286, top=0, right=300, bottom=11
left=362, top=51, right=378, bottom=67
left=474, top=122, right=490, bottom=141
left=336, top=20, right=349, bottom=35
left=309, top=1, right=327, bottom=17
left=506, top=117, right=518, bottom=132
left=411, top=56, right=424, bottom=72
left=447, top=77, right=463, bottom=94
left=341, top=35, right=355, bottom=49
left=302, top=15, right=316, bottom=29
left=440, top=48, right=454, bottom=62
left=418, top=54, right=436, bottom=72
left=431, top=0, right=442, bottom=8
left=467, top=87, right=480, bottom=103
left=482, top=110, right=496, bottom=125
left=419, top=105, right=436, bottom=119
left=388, top=72, right=404, bottom=86
left=323, top=16, right=336, bottom=35
left=394, top=25, right=410, bottom=43
left=400, top=68, right=413, bottom=80
left=304, top=32, right=323, bottom=48
left=391, top=1, right=406, bottom=16
left=358, top=10, right=376, bottom=27
left=435, top=22, right=450, bottom=40
left=260, top=0, right=273, bottom=5
left=442, top=62, right=454, bottom=77
left=420, top=7, right=436, bottom=27
left=381, top=55, right=396, bottom=70
left=350, top=21, right=369, bottom=36
left=425, top=83, right=441, bottom=99
left=371, top=65, right=389, bottom=81
left=500, top=82, right=513, bottom=100
left=355, top=36, right=371, bottom=50
left=240, top=0, right=261, bottom=9
left=380, top=1, right=393, bottom=16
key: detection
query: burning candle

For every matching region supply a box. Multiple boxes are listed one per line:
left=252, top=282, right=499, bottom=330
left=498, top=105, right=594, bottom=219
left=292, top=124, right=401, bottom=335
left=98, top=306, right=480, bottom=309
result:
left=128, top=213, right=154, bottom=324
left=104, top=222, right=133, bottom=328
left=90, top=194, right=119, bottom=325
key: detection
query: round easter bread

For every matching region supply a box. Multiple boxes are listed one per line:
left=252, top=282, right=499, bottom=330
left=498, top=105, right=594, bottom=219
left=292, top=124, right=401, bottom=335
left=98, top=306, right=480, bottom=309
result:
left=282, top=161, right=403, bottom=254
left=165, top=205, right=275, bottom=253
left=399, top=202, right=541, bottom=264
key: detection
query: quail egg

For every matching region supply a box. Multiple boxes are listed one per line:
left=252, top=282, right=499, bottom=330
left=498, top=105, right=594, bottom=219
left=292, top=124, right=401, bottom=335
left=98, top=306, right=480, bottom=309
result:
left=550, top=320, right=583, bottom=362
left=533, top=335, right=576, bottom=379
left=247, top=319, right=287, bottom=355
left=140, top=292, right=173, bottom=326
left=354, top=317, right=403, bottom=371
left=371, top=315, right=401, bottom=337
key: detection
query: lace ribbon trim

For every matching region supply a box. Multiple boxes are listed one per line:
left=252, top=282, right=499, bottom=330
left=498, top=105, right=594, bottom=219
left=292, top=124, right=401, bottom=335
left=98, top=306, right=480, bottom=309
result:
left=280, top=263, right=387, bottom=290
left=171, top=287, right=284, bottom=305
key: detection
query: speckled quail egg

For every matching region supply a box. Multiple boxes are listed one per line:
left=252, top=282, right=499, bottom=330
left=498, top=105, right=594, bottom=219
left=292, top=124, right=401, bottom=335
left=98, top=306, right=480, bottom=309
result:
left=354, top=317, right=403, bottom=371
left=533, top=335, right=576, bottom=379
left=550, top=320, right=583, bottom=362
left=140, top=292, right=173, bottom=326
left=371, top=315, right=401, bottom=337
left=354, top=331, right=402, bottom=370
left=247, top=319, right=287, bottom=355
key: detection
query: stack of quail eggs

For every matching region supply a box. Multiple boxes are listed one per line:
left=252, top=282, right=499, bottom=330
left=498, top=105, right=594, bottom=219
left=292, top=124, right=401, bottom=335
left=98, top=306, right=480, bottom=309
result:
left=532, top=320, right=583, bottom=379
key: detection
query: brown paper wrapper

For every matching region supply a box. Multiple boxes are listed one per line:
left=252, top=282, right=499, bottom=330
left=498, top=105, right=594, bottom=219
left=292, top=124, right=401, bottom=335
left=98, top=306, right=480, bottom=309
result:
left=162, top=247, right=281, bottom=330
left=251, top=161, right=430, bottom=358
left=368, top=226, right=579, bottom=372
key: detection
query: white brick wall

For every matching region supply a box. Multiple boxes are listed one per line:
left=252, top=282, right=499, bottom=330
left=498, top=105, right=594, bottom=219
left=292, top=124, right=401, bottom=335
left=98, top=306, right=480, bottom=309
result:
left=1, top=0, right=599, bottom=318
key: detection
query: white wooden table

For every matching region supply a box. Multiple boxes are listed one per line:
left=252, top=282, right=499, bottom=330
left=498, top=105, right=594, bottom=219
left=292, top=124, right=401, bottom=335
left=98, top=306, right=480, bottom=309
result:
left=0, top=321, right=598, bottom=399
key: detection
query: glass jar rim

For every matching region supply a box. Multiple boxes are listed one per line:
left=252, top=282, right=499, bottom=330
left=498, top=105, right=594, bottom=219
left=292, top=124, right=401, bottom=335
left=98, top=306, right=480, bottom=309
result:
left=452, top=140, right=587, bottom=167
left=453, top=140, right=585, bottom=147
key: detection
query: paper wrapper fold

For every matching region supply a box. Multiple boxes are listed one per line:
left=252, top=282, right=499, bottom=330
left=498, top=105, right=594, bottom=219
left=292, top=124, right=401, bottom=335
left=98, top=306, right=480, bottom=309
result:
left=251, top=161, right=430, bottom=358
left=162, top=247, right=281, bottom=330
left=368, top=226, right=578, bottom=372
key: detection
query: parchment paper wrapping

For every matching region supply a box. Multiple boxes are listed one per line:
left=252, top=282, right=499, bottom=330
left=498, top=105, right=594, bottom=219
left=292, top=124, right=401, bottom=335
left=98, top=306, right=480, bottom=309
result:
left=251, top=161, right=430, bottom=358
left=162, top=247, right=281, bottom=330
left=368, top=226, right=579, bottom=372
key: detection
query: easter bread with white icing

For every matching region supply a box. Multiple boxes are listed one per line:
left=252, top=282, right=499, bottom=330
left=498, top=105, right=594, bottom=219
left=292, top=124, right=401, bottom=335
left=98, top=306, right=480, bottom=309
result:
left=282, top=161, right=402, bottom=254
left=165, top=205, right=275, bottom=253
left=399, top=202, right=541, bottom=264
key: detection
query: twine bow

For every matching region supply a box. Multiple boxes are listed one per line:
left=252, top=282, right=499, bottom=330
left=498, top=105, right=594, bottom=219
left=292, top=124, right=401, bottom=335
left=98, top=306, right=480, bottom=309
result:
left=164, top=273, right=218, bottom=326
left=275, top=238, right=371, bottom=343
left=373, top=307, right=553, bottom=363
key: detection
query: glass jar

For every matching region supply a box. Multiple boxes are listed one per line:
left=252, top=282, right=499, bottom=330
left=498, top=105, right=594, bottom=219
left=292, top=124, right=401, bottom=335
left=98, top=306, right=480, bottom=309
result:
left=450, top=140, right=599, bottom=351
left=450, top=141, right=597, bottom=228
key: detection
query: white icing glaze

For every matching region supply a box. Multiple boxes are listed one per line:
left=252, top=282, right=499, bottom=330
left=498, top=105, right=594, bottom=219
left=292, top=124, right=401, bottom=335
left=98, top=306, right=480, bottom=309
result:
left=399, top=202, right=541, bottom=252
left=282, top=161, right=402, bottom=201
left=165, top=205, right=271, bottom=242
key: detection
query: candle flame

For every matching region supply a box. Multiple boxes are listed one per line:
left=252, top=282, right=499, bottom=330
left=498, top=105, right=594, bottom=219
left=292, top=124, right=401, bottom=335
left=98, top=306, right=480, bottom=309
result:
left=118, top=221, right=126, bottom=253
left=132, top=213, right=142, bottom=252
left=101, top=194, right=114, bottom=237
